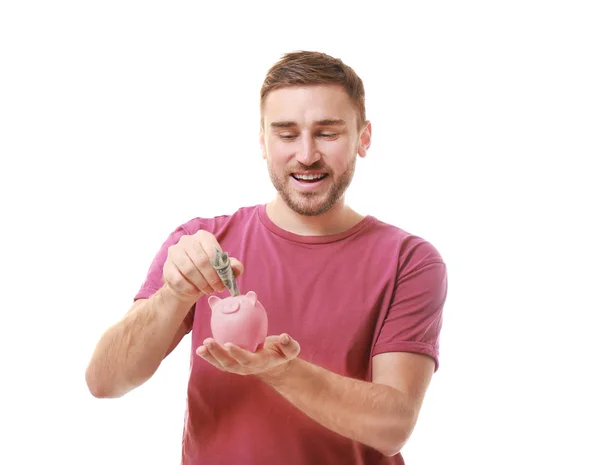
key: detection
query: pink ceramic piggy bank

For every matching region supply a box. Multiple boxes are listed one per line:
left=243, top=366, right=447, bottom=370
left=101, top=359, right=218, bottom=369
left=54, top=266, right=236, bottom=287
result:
left=208, top=291, right=268, bottom=352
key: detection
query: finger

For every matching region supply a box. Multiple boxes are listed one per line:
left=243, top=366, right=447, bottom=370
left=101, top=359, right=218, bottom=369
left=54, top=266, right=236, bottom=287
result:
left=229, top=258, right=244, bottom=278
left=224, top=343, right=257, bottom=367
left=163, top=259, right=199, bottom=297
left=184, top=238, right=223, bottom=294
left=277, top=333, right=301, bottom=359
left=194, top=232, right=230, bottom=293
left=196, top=345, right=225, bottom=370
left=170, top=248, right=209, bottom=294
left=203, top=338, right=238, bottom=370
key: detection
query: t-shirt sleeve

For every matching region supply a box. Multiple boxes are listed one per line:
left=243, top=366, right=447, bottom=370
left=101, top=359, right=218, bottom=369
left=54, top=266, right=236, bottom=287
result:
left=372, top=241, right=448, bottom=371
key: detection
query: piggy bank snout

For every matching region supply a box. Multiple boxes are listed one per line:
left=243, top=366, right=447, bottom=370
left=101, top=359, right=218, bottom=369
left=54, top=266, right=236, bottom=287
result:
left=219, top=301, right=240, bottom=314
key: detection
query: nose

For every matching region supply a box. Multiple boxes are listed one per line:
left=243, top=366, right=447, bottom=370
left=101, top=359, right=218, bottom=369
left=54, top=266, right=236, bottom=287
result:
left=295, top=133, right=321, bottom=166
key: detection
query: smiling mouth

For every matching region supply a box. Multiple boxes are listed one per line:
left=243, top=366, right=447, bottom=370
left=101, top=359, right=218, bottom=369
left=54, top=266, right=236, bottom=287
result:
left=291, top=173, right=328, bottom=182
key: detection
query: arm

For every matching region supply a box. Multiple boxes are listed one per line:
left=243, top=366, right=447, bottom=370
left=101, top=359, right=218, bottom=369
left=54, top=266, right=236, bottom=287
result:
left=252, top=245, right=444, bottom=453
left=85, top=284, right=194, bottom=399
left=198, top=335, right=434, bottom=457
left=258, top=351, right=434, bottom=457
left=86, top=225, right=244, bottom=399
left=196, top=246, right=446, bottom=454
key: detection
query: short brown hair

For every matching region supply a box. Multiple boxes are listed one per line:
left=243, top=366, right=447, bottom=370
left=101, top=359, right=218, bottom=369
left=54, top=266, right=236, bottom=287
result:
left=260, top=51, right=366, bottom=127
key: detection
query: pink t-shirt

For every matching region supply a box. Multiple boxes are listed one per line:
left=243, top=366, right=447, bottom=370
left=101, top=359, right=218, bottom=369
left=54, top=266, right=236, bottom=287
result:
left=135, top=204, right=447, bottom=465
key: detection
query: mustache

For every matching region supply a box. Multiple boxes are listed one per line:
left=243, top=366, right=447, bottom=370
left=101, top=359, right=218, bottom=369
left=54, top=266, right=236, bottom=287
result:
left=287, top=161, right=329, bottom=173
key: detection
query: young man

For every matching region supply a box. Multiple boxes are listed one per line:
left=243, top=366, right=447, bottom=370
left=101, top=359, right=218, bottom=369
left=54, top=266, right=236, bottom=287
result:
left=85, top=51, right=448, bottom=464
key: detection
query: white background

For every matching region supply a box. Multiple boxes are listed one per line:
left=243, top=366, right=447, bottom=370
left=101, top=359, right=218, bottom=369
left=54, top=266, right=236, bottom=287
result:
left=1, top=1, right=598, bottom=464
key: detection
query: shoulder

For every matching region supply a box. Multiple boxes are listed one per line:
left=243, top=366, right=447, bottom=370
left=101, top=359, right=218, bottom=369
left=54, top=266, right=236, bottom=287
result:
left=177, top=204, right=261, bottom=236
left=365, top=216, right=445, bottom=275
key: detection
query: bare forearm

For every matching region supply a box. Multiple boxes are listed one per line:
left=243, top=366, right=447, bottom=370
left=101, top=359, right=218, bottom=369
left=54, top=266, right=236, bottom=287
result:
left=85, top=285, right=192, bottom=398
left=258, top=358, right=417, bottom=456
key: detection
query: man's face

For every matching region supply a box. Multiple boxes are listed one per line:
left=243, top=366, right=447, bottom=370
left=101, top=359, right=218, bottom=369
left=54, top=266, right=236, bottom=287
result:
left=260, top=84, right=371, bottom=216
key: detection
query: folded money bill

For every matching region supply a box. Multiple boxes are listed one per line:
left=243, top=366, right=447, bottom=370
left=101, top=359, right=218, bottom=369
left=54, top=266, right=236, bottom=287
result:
left=211, top=248, right=241, bottom=297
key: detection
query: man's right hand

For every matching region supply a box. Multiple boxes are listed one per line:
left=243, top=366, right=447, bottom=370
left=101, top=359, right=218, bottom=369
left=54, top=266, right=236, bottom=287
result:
left=162, top=230, right=244, bottom=303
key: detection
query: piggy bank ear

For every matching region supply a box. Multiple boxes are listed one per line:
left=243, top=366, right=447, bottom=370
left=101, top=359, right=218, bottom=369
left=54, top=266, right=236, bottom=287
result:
left=207, top=295, right=221, bottom=310
left=246, top=291, right=257, bottom=305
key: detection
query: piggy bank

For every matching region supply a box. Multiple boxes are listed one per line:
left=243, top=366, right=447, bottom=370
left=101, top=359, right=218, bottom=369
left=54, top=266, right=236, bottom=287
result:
left=208, top=291, right=268, bottom=352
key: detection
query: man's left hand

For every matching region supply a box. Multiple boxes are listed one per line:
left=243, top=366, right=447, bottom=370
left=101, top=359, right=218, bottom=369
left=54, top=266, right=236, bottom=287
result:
left=196, top=333, right=300, bottom=376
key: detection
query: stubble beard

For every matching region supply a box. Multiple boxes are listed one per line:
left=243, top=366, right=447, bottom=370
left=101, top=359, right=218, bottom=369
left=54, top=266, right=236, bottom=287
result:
left=268, top=157, right=357, bottom=217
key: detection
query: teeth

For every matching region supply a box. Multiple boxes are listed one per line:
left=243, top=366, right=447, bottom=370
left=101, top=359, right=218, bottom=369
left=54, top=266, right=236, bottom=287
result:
left=294, top=174, right=326, bottom=180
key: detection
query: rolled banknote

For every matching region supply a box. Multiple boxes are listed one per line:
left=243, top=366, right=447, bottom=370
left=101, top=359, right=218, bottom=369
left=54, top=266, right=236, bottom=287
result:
left=211, top=247, right=240, bottom=296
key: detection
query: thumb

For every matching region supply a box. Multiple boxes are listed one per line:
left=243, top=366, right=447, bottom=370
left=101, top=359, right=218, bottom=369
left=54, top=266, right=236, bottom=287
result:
left=229, top=258, right=244, bottom=278
left=279, top=333, right=300, bottom=359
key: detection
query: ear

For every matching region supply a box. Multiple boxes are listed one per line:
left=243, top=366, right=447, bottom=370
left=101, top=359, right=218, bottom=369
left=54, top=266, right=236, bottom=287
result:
left=259, top=126, right=267, bottom=160
left=208, top=295, right=221, bottom=310
left=358, top=121, right=372, bottom=158
left=246, top=291, right=257, bottom=305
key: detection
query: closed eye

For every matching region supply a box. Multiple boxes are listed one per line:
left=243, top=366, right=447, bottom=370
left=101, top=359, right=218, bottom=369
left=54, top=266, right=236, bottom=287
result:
left=278, top=132, right=338, bottom=141
left=279, top=134, right=297, bottom=141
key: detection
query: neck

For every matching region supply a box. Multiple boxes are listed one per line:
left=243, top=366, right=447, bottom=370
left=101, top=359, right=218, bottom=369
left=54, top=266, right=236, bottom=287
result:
left=266, top=196, right=364, bottom=236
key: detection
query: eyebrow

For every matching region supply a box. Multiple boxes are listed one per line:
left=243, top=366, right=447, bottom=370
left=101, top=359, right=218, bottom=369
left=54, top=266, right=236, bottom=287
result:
left=270, top=119, right=347, bottom=129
